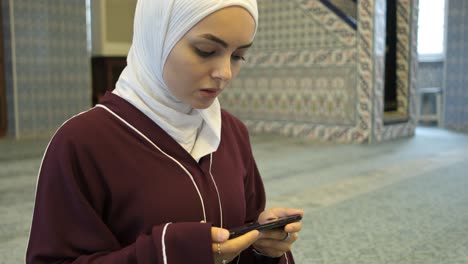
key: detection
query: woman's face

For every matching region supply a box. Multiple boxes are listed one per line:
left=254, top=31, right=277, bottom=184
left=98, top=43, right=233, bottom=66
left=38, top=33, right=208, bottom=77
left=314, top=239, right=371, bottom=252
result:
left=163, top=6, right=256, bottom=109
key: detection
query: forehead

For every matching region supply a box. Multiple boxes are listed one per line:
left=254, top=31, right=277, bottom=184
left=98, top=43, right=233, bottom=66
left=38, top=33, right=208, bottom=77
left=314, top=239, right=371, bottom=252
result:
left=185, top=6, right=256, bottom=45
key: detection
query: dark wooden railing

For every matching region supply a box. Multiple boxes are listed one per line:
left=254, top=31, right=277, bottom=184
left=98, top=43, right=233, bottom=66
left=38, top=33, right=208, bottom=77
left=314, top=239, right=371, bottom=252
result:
left=318, top=0, right=357, bottom=30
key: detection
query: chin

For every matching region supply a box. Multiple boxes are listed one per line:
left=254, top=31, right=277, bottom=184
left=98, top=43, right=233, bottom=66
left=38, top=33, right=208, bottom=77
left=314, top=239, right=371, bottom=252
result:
left=192, top=104, right=211, bottom=110
left=192, top=100, right=215, bottom=110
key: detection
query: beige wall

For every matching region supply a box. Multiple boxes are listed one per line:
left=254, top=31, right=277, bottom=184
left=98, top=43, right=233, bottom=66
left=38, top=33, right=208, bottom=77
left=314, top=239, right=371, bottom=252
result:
left=91, top=0, right=136, bottom=56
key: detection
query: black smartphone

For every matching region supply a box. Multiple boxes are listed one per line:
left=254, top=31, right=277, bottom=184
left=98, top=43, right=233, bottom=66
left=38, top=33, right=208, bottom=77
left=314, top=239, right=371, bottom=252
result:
left=228, top=214, right=302, bottom=239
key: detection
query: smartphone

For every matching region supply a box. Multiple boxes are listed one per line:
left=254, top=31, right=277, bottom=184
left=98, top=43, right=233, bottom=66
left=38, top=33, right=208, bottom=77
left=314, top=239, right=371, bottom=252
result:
left=228, top=214, right=302, bottom=239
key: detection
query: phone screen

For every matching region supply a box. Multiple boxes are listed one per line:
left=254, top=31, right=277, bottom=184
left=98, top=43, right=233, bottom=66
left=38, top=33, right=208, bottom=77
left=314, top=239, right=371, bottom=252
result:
left=228, top=214, right=302, bottom=239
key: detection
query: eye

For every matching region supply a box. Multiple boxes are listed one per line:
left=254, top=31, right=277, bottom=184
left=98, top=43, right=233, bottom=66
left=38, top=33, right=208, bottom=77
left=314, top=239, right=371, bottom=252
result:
left=194, top=47, right=215, bottom=58
left=231, top=54, right=246, bottom=62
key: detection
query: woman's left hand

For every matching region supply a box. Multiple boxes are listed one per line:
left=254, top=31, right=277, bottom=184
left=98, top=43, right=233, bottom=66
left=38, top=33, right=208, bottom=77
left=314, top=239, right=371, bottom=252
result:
left=252, top=207, right=304, bottom=258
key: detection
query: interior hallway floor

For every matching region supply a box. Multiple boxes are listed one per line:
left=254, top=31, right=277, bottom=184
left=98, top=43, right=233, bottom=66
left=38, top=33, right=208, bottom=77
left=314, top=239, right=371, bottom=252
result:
left=1, top=127, right=468, bottom=263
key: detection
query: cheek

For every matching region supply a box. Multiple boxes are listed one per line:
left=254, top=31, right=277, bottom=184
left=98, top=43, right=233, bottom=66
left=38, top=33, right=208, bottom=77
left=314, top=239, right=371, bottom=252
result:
left=231, top=64, right=242, bottom=79
left=173, top=63, right=205, bottom=91
left=172, top=51, right=206, bottom=79
left=164, top=53, right=199, bottom=92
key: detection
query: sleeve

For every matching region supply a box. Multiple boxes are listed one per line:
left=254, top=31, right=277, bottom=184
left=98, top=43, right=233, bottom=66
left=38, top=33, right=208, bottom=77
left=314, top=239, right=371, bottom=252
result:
left=26, top=131, right=214, bottom=264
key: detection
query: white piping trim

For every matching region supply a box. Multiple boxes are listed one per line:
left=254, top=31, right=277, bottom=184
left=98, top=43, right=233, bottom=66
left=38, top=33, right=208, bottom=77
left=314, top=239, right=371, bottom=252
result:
left=8, top=0, right=19, bottom=138
left=95, top=104, right=208, bottom=222
left=32, top=108, right=93, bottom=196
left=208, top=153, right=224, bottom=228
left=26, top=107, right=96, bottom=263
left=162, top=223, right=171, bottom=264
left=285, top=252, right=289, bottom=264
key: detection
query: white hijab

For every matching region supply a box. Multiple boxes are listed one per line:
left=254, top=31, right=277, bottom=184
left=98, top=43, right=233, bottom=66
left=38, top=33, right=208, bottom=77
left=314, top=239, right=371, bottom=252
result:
left=113, top=0, right=258, bottom=162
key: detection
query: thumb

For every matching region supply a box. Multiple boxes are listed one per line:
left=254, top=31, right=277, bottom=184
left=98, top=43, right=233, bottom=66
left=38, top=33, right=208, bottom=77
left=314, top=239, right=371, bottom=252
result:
left=211, top=227, right=230, bottom=243
left=222, top=230, right=260, bottom=253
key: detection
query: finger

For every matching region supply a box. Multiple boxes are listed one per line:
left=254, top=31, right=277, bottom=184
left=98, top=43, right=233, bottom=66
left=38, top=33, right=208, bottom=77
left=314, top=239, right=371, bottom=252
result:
left=253, top=239, right=292, bottom=258
left=215, top=230, right=260, bottom=254
left=227, top=230, right=260, bottom=252
left=253, top=232, right=299, bottom=259
left=211, top=227, right=230, bottom=243
left=259, top=228, right=300, bottom=243
left=270, top=207, right=304, bottom=218
left=258, top=229, right=286, bottom=240
left=258, top=208, right=304, bottom=223
left=284, top=221, right=302, bottom=233
left=282, top=232, right=299, bottom=244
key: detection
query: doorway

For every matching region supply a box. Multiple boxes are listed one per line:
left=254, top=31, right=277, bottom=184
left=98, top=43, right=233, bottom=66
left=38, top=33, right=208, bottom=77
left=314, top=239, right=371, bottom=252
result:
left=384, top=0, right=398, bottom=112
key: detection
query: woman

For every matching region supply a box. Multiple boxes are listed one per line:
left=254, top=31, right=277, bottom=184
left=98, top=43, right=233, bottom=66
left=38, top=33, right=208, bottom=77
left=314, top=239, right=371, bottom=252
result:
left=26, top=0, right=303, bottom=263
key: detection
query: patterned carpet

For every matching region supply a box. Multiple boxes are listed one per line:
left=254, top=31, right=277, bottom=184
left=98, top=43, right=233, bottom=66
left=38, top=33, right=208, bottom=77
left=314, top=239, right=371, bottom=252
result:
left=1, top=127, right=468, bottom=263
left=290, top=161, right=468, bottom=263
left=251, top=128, right=468, bottom=263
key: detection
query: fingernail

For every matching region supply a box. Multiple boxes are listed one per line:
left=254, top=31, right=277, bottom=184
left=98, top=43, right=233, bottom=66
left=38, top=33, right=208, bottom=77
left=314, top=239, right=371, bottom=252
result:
left=256, top=231, right=262, bottom=238
left=219, top=229, right=229, bottom=241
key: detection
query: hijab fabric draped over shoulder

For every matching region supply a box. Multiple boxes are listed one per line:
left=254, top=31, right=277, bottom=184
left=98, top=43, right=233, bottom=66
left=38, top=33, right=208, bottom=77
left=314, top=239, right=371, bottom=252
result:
left=113, top=0, right=258, bottom=162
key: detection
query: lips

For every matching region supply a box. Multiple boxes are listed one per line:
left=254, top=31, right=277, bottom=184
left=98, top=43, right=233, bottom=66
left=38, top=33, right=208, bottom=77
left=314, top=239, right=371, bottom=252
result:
left=199, top=88, right=221, bottom=98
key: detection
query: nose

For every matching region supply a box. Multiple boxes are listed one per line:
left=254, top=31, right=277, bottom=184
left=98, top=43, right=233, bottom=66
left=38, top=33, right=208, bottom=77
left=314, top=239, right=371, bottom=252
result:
left=212, top=57, right=232, bottom=82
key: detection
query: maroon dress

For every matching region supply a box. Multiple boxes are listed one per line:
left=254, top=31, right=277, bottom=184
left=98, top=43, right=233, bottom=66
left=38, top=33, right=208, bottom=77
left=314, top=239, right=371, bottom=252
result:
left=26, top=92, right=294, bottom=263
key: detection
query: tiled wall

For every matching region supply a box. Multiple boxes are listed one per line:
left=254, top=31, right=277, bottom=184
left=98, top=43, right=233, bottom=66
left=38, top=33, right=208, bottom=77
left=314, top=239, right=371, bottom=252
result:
left=1, top=0, right=90, bottom=138
left=0, top=0, right=426, bottom=140
left=221, top=0, right=418, bottom=143
left=444, top=0, right=468, bottom=132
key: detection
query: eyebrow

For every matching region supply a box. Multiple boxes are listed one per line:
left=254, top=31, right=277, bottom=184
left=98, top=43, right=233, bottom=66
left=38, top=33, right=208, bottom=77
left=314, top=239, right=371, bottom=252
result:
left=199, top=34, right=253, bottom=49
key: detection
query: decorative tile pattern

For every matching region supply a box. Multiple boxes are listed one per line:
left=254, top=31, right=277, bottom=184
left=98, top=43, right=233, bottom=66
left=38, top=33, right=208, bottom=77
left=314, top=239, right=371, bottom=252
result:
left=221, top=66, right=357, bottom=125
left=395, top=0, right=411, bottom=115
left=368, top=0, right=385, bottom=141
left=295, top=0, right=357, bottom=46
left=244, top=49, right=357, bottom=69
left=254, top=1, right=334, bottom=50
left=354, top=0, right=376, bottom=142
left=1, top=0, right=90, bottom=138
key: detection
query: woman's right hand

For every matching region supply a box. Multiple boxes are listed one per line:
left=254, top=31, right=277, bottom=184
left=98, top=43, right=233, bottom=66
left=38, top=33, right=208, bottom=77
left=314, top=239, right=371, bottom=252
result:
left=211, top=227, right=260, bottom=264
